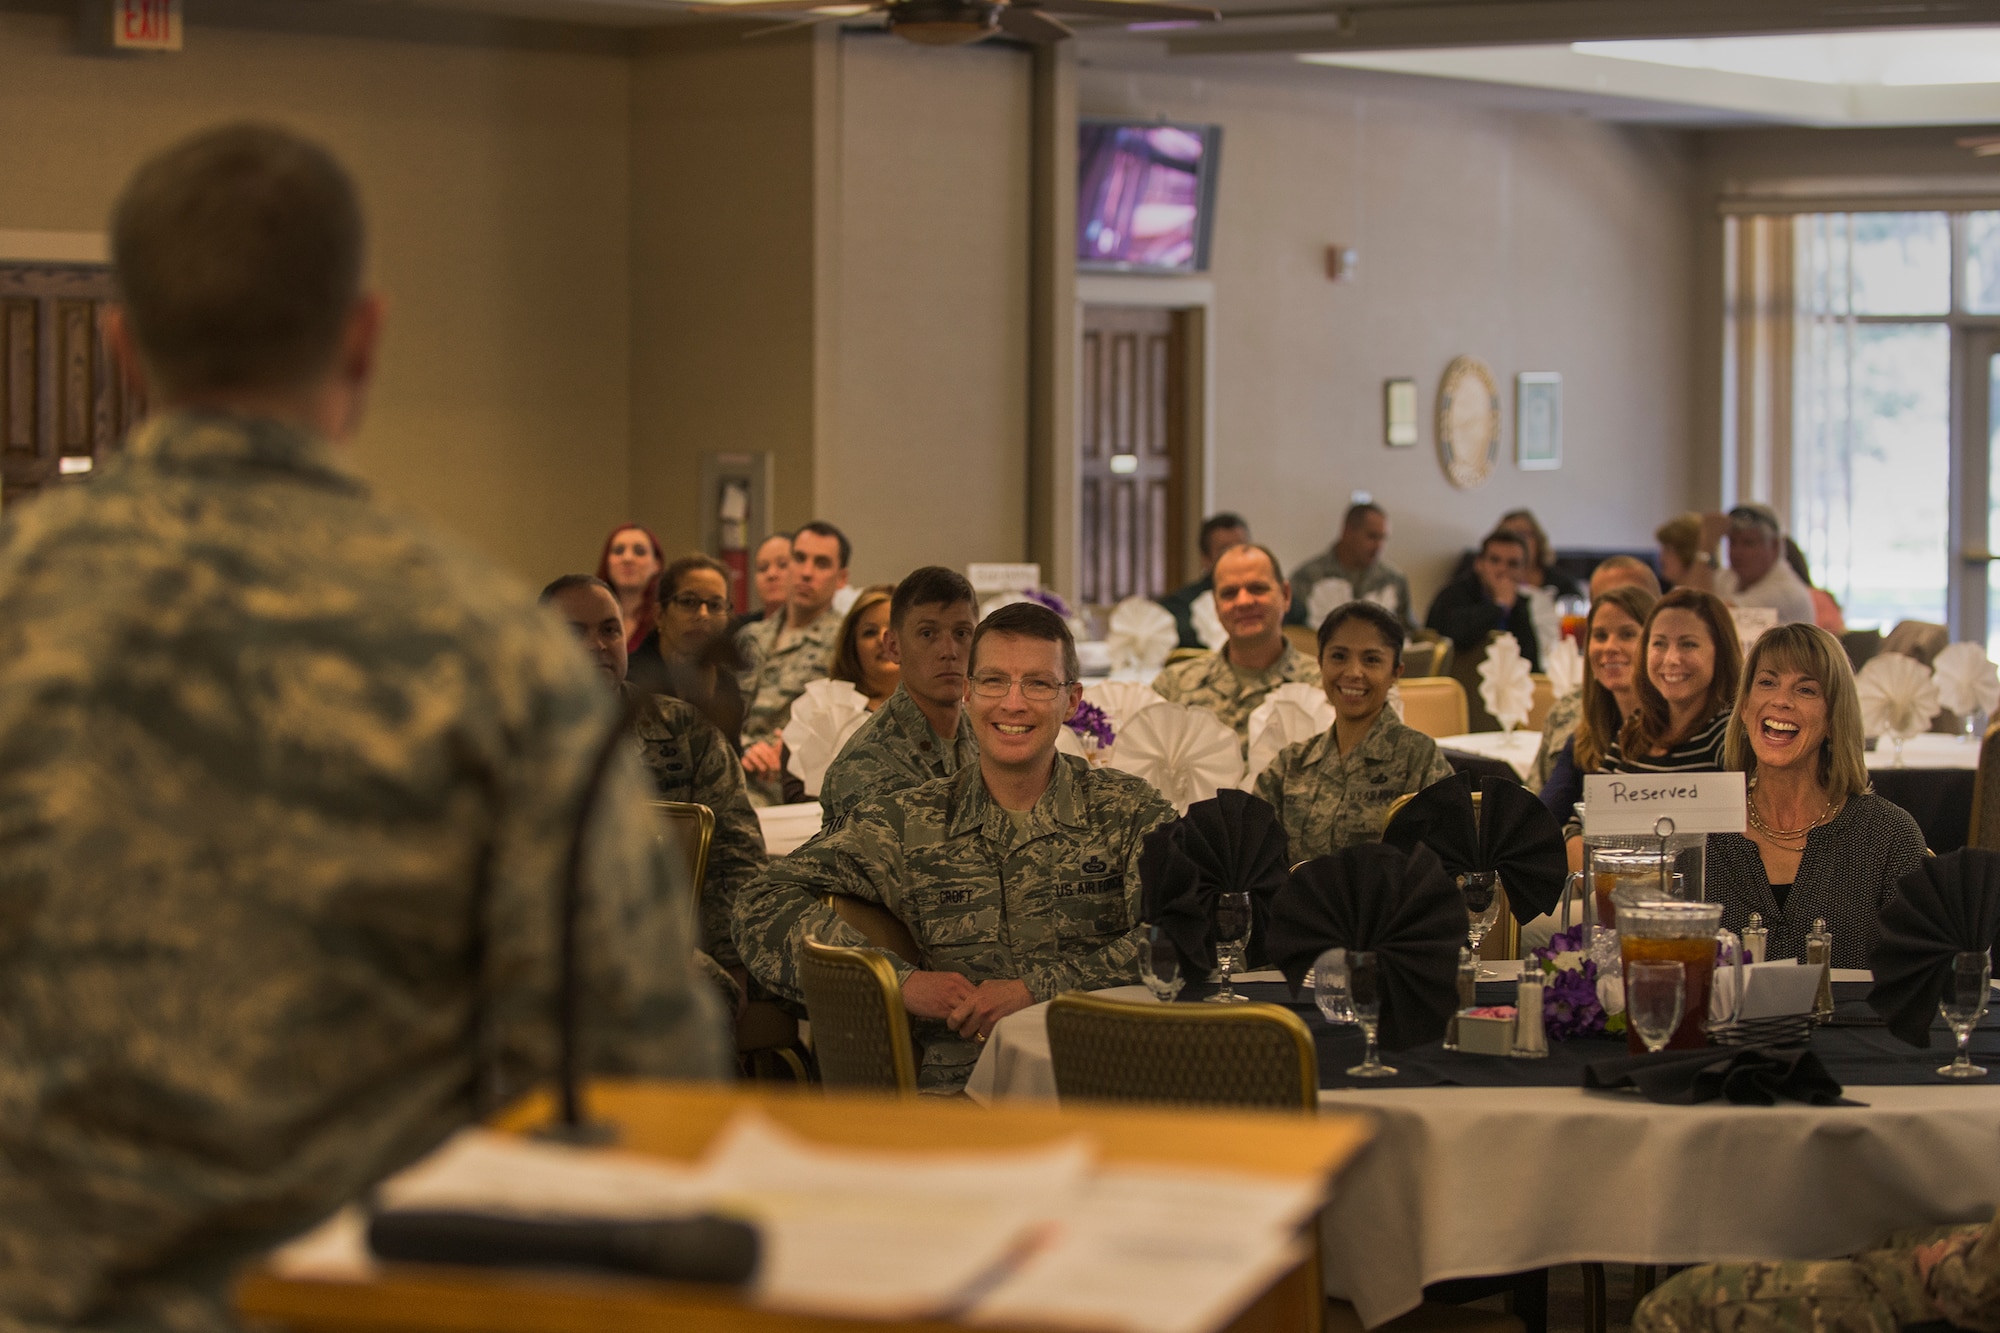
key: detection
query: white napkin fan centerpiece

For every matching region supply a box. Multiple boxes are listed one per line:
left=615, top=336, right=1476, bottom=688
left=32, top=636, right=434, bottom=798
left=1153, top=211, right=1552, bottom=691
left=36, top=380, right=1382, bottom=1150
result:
left=1306, top=577, right=1355, bottom=629
left=1856, top=651, right=1942, bottom=764
left=1081, top=680, right=1169, bottom=753
left=1932, top=642, right=2000, bottom=724
left=1543, top=635, right=1585, bottom=701
left=1477, top=633, right=1535, bottom=733
left=783, top=678, right=872, bottom=797
left=1189, top=595, right=1229, bottom=651
left=1105, top=597, right=1179, bottom=675
left=1245, top=682, right=1336, bottom=786
left=1104, top=703, right=1245, bottom=814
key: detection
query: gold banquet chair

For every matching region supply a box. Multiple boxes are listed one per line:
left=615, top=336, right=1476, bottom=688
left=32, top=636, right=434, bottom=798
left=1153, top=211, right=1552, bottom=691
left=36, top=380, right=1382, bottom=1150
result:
left=1046, top=993, right=1316, bottom=1111
left=1404, top=629, right=1454, bottom=678
left=797, top=936, right=918, bottom=1094
left=1397, top=677, right=1469, bottom=740
left=652, top=801, right=714, bottom=940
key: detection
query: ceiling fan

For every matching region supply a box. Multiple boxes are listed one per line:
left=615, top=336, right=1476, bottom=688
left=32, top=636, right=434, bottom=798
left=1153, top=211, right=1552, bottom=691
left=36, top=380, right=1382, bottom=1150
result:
left=677, top=0, right=1220, bottom=47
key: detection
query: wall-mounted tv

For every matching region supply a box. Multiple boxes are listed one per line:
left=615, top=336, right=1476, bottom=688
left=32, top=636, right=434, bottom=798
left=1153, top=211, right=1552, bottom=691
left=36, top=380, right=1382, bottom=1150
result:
left=1076, top=119, right=1221, bottom=274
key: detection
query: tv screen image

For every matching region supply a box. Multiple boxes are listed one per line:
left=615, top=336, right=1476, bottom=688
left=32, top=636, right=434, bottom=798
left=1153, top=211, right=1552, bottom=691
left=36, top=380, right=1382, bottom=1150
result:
left=1076, top=120, right=1220, bottom=273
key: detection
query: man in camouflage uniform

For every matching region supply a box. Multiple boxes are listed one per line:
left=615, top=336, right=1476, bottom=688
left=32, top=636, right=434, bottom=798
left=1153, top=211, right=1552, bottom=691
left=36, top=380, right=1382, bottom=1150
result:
left=733, top=602, right=1176, bottom=1091
left=1287, top=502, right=1415, bottom=629
left=1635, top=1213, right=2000, bottom=1333
left=737, top=520, right=849, bottom=804
left=0, top=124, right=724, bottom=1333
left=1153, top=543, right=1320, bottom=748
left=819, top=565, right=979, bottom=828
left=540, top=575, right=767, bottom=992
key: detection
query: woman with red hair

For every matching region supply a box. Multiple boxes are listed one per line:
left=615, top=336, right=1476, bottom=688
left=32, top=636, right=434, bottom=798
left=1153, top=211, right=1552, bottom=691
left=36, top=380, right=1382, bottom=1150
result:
left=595, top=523, right=664, bottom=655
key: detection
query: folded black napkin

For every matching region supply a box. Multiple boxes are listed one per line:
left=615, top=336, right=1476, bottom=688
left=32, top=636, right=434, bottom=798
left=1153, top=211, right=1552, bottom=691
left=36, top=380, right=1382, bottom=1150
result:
left=1582, top=1046, right=1855, bottom=1106
left=368, top=1209, right=761, bottom=1282
left=1262, top=842, right=1463, bottom=1050
left=1868, top=849, right=2000, bottom=1048
left=1381, top=772, right=1567, bottom=922
left=1139, top=788, right=1292, bottom=974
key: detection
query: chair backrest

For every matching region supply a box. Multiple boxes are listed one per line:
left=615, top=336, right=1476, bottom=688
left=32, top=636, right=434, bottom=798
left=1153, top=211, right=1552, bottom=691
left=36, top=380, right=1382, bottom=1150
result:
left=1397, top=677, right=1469, bottom=739
left=1401, top=641, right=1441, bottom=678
left=1840, top=628, right=1883, bottom=673
left=1882, top=619, right=1948, bottom=667
left=1046, top=994, right=1317, bottom=1110
left=1406, top=628, right=1454, bottom=678
left=653, top=801, right=714, bottom=937
left=1282, top=624, right=1322, bottom=663
left=828, top=895, right=925, bottom=968
left=1525, top=673, right=1556, bottom=731
left=798, top=937, right=918, bottom=1093
left=1973, top=719, right=2000, bottom=852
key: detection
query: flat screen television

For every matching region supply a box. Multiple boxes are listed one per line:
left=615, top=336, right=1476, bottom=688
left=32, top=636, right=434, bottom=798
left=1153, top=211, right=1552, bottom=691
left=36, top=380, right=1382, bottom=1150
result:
left=1076, top=119, right=1221, bottom=274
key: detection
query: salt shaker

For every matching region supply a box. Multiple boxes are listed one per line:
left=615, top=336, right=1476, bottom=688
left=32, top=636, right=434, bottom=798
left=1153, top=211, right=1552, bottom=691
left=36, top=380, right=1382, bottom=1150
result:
left=1806, top=917, right=1834, bottom=1021
left=1743, top=911, right=1768, bottom=965
left=1512, top=963, right=1548, bottom=1059
left=1444, top=947, right=1476, bottom=1051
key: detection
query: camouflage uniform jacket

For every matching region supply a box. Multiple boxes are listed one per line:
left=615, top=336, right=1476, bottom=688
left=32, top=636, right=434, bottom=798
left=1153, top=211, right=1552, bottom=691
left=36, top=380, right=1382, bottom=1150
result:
left=628, top=684, right=768, bottom=969
left=732, top=754, right=1175, bottom=1090
left=1252, top=707, right=1455, bottom=859
left=1151, top=640, right=1322, bottom=746
left=735, top=606, right=841, bottom=748
left=817, top=684, right=979, bottom=828
left=0, top=412, right=726, bottom=1333
left=1286, top=549, right=1415, bottom=628
left=1527, top=687, right=1583, bottom=791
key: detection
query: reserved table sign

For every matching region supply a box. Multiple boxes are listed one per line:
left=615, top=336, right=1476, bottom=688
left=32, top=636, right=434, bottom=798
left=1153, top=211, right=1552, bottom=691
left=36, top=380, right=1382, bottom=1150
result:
left=1582, top=770, right=1746, bottom=836
left=967, top=563, right=1041, bottom=594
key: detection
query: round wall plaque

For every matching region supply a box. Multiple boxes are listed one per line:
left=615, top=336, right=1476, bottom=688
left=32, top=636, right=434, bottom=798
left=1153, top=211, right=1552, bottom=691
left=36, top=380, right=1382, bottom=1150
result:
left=1436, top=356, right=1499, bottom=490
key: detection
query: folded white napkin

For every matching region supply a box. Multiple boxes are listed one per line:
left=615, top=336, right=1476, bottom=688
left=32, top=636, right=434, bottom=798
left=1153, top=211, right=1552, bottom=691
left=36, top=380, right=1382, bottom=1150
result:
left=1477, top=633, right=1535, bottom=732
left=1855, top=651, right=1941, bottom=741
left=1105, top=597, right=1179, bottom=675
left=1932, top=642, right=2000, bottom=719
left=784, top=679, right=872, bottom=796
left=1081, top=679, right=1168, bottom=739
left=1244, top=682, right=1335, bottom=784
left=1307, top=577, right=1355, bottom=628
left=1189, top=595, right=1228, bottom=651
left=1104, top=703, right=1246, bottom=814
left=1523, top=585, right=1562, bottom=667
left=1386, top=682, right=1405, bottom=721
left=1543, top=635, right=1585, bottom=700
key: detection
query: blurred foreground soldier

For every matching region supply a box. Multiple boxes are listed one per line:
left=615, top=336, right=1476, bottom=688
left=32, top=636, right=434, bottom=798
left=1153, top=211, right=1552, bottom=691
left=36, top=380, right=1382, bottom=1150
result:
left=818, top=565, right=980, bottom=828
left=0, top=124, right=724, bottom=1333
left=540, top=573, right=767, bottom=999
left=733, top=602, right=1174, bottom=1091
left=1634, top=1212, right=2000, bottom=1333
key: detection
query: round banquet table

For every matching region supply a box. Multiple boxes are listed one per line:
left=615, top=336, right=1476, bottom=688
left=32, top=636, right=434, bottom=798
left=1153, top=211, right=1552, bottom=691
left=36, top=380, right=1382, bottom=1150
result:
left=965, top=971, right=2000, bottom=1328
left=1435, top=729, right=1979, bottom=854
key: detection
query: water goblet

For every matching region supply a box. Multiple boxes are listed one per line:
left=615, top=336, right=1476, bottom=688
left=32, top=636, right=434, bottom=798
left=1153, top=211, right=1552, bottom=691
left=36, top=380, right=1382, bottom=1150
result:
left=1312, top=947, right=1354, bottom=1025
left=1205, top=890, right=1253, bottom=1005
left=1458, top=871, right=1502, bottom=978
left=1626, top=960, right=1686, bottom=1054
left=1345, top=950, right=1396, bottom=1078
left=1140, top=924, right=1183, bottom=1004
left=1938, top=950, right=1992, bottom=1080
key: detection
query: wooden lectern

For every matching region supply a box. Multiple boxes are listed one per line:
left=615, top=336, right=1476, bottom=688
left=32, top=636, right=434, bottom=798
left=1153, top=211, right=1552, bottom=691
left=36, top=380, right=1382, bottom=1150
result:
left=236, top=1081, right=1372, bottom=1333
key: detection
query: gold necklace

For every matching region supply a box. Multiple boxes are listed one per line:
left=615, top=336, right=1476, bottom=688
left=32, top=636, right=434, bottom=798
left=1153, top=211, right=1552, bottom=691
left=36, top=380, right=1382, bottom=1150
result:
left=1746, top=782, right=1832, bottom=842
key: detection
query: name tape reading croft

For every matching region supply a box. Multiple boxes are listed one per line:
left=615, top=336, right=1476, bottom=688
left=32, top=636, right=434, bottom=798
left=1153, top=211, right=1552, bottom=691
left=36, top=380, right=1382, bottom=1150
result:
left=1582, top=771, right=1747, bottom=837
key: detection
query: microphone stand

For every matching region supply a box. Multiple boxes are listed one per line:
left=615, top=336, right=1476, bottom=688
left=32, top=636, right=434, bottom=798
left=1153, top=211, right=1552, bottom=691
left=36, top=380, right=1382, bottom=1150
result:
left=539, top=692, right=641, bottom=1145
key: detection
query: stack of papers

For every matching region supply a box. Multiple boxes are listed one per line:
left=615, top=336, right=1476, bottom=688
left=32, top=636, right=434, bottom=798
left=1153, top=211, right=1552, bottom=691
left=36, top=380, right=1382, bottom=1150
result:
left=269, top=1111, right=1327, bottom=1333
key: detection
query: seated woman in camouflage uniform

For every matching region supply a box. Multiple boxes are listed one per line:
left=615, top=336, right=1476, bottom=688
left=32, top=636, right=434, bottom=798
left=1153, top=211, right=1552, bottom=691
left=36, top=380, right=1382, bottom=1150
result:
left=1253, top=601, right=1454, bottom=859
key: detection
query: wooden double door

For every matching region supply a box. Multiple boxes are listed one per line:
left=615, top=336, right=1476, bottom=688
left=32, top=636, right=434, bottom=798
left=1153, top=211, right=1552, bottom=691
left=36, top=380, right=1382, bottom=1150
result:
left=1078, top=304, right=1191, bottom=604
left=1, top=263, right=143, bottom=509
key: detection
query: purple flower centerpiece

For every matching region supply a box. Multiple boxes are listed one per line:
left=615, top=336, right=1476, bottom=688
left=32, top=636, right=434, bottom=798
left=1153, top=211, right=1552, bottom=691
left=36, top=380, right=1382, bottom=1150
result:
left=1527, top=927, right=1625, bottom=1040
left=1024, top=588, right=1075, bottom=621
left=1065, top=700, right=1115, bottom=754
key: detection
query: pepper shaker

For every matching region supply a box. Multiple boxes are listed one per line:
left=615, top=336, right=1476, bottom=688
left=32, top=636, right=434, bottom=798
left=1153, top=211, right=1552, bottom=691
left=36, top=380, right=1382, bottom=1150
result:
left=1444, top=947, right=1476, bottom=1051
left=1805, top=917, right=1834, bottom=1021
left=1743, top=911, right=1768, bottom=965
left=1511, top=963, right=1548, bottom=1059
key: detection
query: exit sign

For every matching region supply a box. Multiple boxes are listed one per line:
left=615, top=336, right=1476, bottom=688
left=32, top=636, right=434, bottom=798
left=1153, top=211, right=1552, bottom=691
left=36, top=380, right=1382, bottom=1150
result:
left=112, top=0, right=181, bottom=50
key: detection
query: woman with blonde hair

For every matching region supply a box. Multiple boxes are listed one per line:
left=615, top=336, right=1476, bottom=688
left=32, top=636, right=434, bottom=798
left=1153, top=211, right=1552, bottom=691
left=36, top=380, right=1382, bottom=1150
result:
left=1533, top=583, right=1657, bottom=817
left=1708, top=623, right=1925, bottom=966
left=1655, top=513, right=1716, bottom=593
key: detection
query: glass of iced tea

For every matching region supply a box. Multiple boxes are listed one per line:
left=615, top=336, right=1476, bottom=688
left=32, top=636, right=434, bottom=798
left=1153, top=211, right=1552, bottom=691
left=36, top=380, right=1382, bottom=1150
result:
left=1618, top=899, right=1724, bottom=1053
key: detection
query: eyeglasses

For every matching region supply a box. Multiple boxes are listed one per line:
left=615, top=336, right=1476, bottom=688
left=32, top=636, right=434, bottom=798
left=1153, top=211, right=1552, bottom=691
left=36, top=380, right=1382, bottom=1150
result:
left=668, top=595, right=728, bottom=616
left=969, top=674, right=1075, bottom=702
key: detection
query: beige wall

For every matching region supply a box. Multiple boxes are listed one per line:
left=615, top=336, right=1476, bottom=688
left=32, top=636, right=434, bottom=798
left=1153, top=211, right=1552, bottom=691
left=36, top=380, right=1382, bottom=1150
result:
left=1079, top=66, right=1698, bottom=612
left=822, top=35, right=1033, bottom=589
left=0, top=5, right=632, bottom=585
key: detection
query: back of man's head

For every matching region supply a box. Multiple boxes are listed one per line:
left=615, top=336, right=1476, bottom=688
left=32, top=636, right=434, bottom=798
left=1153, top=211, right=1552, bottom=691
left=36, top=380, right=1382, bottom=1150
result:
left=113, top=123, right=364, bottom=397
left=1589, top=555, right=1662, bottom=599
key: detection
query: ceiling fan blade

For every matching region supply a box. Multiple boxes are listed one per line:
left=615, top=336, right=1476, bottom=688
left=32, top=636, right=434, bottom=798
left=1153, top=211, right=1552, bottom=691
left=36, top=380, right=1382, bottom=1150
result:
left=998, top=5, right=1072, bottom=40
left=743, top=6, right=878, bottom=34
left=1028, top=0, right=1217, bottom=22
left=676, top=0, right=872, bottom=15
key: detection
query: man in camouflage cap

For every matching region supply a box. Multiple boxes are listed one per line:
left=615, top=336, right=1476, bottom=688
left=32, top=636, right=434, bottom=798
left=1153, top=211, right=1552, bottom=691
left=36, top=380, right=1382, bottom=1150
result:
left=818, top=565, right=979, bottom=829
left=540, top=574, right=768, bottom=999
left=736, top=519, right=849, bottom=804
left=733, top=601, right=1175, bottom=1091
left=1153, top=543, right=1320, bottom=749
left=1635, top=1213, right=2000, bottom=1333
left=0, top=124, right=725, bottom=1333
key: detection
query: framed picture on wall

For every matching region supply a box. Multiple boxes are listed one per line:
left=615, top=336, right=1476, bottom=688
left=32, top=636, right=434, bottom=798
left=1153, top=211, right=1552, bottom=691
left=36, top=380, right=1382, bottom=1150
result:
left=1516, top=372, right=1561, bottom=471
left=1384, top=379, right=1417, bottom=447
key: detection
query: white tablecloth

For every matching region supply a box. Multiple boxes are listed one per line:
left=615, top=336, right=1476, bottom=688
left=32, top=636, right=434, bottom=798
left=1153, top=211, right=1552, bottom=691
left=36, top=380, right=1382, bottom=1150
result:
left=754, top=801, right=823, bottom=855
left=966, top=977, right=2000, bottom=1328
left=1435, top=731, right=1543, bottom=781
